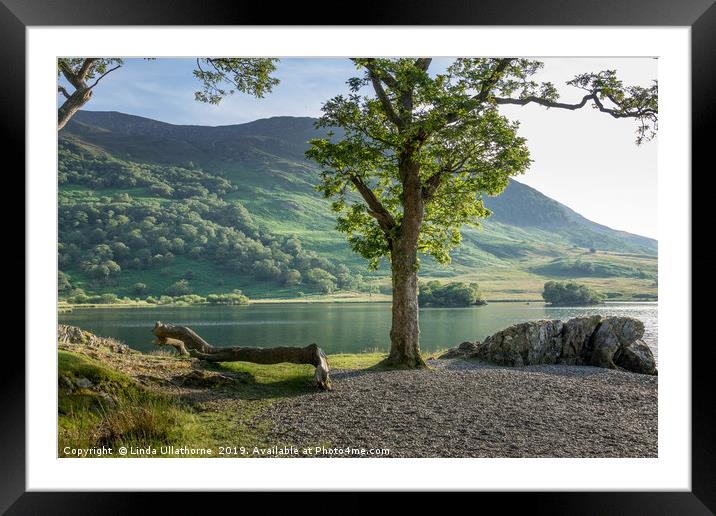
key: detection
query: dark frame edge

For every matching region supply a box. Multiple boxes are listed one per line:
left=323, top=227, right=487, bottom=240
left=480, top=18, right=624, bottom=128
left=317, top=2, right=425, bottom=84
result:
left=691, top=1, right=716, bottom=513
left=8, top=0, right=715, bottom=513
left=0, top=0, right=26, bottom=514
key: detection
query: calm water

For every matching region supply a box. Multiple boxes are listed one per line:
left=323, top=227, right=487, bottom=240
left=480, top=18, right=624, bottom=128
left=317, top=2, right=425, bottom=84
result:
left=58, top=301, right=658, bottom=363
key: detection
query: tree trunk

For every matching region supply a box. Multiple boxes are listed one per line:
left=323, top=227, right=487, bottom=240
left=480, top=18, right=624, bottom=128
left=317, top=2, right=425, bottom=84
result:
left=387, top=247, right=426, bottom=368
left=152, top=321, right=331, bottom=390
left=385, top=158, right=427, bottom=368
left=58, top=87, right=93, bottom=131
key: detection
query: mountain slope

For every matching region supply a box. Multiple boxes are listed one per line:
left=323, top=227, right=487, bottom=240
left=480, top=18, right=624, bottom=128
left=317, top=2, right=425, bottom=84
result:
left=58, top=111, right=657, bottom=301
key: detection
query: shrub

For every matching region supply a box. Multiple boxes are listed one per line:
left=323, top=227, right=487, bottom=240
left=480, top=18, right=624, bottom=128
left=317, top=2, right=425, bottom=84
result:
left=98, top=293, right=119, bottom=304
left=58, top=271, right=73, bottom=292
left=206, top=291, right=249, bottom=305
left=305, top=268, right=337, bottom=293
left=418, top=281, right=486, bottom=307
left=542, top=280, right=605, bottom=306
left=165, top=279, right=192, bottom=296
left=283, top=269, right=302, bottom=287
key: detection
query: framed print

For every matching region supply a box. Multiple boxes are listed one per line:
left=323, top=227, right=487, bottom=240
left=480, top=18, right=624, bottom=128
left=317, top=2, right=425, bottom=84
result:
left=6, top=0, right=714, bottom=512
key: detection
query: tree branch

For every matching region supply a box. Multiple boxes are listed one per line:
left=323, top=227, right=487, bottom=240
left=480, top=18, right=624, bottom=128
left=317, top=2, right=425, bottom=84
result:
left=88, top=64, right=122, bottom=89
left=58, top=85, right=70, bottom=99
left=495, top=93, right=594, bottom=110
left=369, top=74, right=403, bottom=128
left=152, top=321, right=332, bottom=390
left=422, top=166, right=450, bottom=200
left=58, top=61, right=82, bottom=90
left=422, top=139, right=488, bottom=201
left=77, top=58, right=99, bottom=81
left=353, top=58, right=405, bottom=128
left=357, top=58, right=400, bottom=89
left=348, top=173, right=397, bottom=233
left=494, top=93, right=657, bottom=121
left=414, top=58, right=432, bottom=71
left=445, top=58, right=514, bottom=125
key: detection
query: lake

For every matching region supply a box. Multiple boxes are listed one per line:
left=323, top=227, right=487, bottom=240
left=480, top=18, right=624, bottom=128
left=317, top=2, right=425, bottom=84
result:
left=58, top=301, right=658, bottom=363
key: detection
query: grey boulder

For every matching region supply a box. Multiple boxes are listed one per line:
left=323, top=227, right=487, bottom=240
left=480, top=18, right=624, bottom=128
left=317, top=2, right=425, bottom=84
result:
left=440, top=315, right=656, bottom=375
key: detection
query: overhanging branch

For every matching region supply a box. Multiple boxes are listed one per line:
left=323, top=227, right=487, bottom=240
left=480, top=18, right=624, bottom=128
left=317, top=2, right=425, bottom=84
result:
left=495, top=93, right=656, bottom=120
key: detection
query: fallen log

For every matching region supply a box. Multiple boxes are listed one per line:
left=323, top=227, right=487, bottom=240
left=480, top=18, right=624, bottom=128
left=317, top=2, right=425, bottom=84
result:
left=152, top=321, right=331, bottom=390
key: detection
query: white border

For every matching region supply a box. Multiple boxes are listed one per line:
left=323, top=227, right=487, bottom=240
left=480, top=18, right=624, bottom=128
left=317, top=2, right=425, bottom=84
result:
left=27, top=27, right=691, bottom=491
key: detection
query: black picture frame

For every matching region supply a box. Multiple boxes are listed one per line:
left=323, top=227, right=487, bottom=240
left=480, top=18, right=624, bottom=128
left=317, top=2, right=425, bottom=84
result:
left=6, top=0, right=713, bottom=513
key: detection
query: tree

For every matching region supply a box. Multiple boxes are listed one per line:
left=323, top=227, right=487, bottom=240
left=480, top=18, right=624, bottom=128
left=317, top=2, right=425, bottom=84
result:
left=542, top=280, right=606, bottom=306
left=57, top=58, right=279, bottom=130
left=132, top=282, right=148, bottom=295
left=307, top=58, right=657, bottom=368
left=57, top=59, right=123, bottom=131
left=419, top=281, right=485, bottom=307
left=166, top=279, right=192, bottom=296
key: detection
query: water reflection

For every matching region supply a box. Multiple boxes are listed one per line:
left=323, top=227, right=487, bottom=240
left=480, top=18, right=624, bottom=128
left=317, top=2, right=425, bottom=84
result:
left=59, top=301, right=658, bottom=363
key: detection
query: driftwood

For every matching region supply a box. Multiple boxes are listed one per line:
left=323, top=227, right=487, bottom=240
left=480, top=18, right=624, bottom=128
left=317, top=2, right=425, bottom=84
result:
left=152, top=321, right=331, bottom=390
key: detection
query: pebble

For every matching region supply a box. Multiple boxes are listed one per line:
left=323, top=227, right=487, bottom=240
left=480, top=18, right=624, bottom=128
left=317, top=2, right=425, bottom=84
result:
left=261, top=358, right=658, bottom=458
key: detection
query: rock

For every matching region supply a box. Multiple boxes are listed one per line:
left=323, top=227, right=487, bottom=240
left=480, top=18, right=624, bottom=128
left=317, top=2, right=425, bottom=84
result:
left=590, top=317, right=645, bottom=369
left=561, top=315, right=602, bottom=364
left=96, top=392, right=117, bottom=408
left=439, top=341, right=477, bottom=359
left=107, top=340, right=130, bottom=354
left=616, top=339, right=657, bottom=375
left=481, top=320, right=563, bottom=366
left=58, top=324, right=130, bottom=354
left=458, top=341, right=476, bottom=352
left=440, top=315, right=656, bottom=375
left=75, top=377, right=93, bottom=388
left=472, top=341, right=490, bottom=361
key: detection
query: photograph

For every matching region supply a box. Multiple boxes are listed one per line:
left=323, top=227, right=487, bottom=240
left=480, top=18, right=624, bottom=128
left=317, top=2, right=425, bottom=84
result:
left=55, top=56, right=660, bottom=459
left=5, top=0, right=709, bottom=506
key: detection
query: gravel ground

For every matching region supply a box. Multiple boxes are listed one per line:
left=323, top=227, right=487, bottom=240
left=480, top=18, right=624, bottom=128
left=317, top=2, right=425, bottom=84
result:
left=262, top=358, right=658, bottom=458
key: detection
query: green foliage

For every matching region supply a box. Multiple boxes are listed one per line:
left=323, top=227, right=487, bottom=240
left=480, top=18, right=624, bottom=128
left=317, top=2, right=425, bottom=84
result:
left=531, top=257, right=655, bottom=279
left=165, top=279, right=192, bottom=296
left=58, top=143, right=234, bottom=197
left=192, top=58, right=280, bottom=104
left=566, top=70, right=658, bottom=144
left=206, top=290, right=250, bottom=305
left=307, top=58, right=535, bottom=268
left=418, top=280, right=486, bottom=307
left=58, top=111, right=657, bottom=301
left=542, top=280, right=606, bottom=306
left=65, top=289, right=134, bottom=305
left=58, top=144, right=363, bottom=298
left=306, top=58, right=657, bottom=274
left=305, top=268, right=337, bottom=293
left=58, top=271, right=73, bottom=292
left=65, top=290, right=248, bottom=306
left=132, top=282, right=147, bottom=294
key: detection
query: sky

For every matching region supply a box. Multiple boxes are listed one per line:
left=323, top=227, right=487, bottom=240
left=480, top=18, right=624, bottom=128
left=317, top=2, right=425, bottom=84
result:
left=63, top=57, right=658, bottom=239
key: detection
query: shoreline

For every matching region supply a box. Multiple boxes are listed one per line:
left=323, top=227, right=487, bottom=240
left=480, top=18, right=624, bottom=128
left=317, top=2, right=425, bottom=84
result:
left=58, top=337, right=658, bottom=458
left=59, top=298, right=657, bottom=311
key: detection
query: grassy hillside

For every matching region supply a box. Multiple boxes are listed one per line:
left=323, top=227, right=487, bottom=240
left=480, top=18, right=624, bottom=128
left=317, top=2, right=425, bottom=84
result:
left=58, top=111, right=657, bottom=302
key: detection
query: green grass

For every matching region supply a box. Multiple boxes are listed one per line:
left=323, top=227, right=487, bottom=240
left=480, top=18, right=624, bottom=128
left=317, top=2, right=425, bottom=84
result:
left=58, top=351, right=210, bottom=456
left=58, top=348, right=394, bottom=458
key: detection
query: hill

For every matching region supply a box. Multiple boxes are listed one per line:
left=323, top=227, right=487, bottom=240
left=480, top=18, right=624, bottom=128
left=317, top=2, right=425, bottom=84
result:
left=58, top=111, right=657, bottom=302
